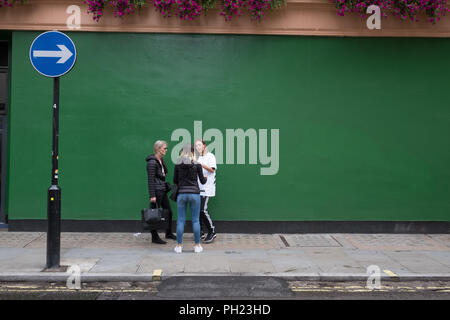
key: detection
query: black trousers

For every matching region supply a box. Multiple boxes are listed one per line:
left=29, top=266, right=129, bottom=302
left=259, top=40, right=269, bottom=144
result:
left=150, top=191, right=173, bottom=235
left=200, top=196, right=215, bottom=233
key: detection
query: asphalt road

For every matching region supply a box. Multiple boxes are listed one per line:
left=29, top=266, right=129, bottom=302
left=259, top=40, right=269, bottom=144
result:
left=0, top=277, right=449, bottom=301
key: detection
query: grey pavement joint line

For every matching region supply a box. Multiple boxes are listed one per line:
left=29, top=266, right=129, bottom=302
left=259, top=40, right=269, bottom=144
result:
left=279, top=235, right=290, bottom=247
left=383, top=251, right=433, bottom=275
left=23, top=233, right=45, bottom=248
left=330, top=235, right=344, bottom=247
left=417, top=252, right=450, bottom=270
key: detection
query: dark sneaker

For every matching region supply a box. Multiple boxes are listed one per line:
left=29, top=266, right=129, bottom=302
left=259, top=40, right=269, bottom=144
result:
left=203, top=233, right=216, bottom=243
left=165, top=233, right=177, bottom=240
left=152, top=237, right=167, bottom=245
left=201, top=232, right=206, bottom=240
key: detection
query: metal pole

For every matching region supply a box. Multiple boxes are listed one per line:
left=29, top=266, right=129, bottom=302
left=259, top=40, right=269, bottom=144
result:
left=46, top=76, right=61, bottom=269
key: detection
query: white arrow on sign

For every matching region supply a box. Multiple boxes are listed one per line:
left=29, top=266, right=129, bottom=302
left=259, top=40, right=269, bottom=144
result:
left=33, top=44, right=73, bottom=64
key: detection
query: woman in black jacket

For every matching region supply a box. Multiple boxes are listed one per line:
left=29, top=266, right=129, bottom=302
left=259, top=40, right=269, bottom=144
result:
left=146, top=140, right=176, bottom=244
left=173, top=144, right=207, bottom=254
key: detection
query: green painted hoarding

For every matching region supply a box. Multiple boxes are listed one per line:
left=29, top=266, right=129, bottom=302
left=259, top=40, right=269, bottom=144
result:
left=7, top=31, right=450, bottom=222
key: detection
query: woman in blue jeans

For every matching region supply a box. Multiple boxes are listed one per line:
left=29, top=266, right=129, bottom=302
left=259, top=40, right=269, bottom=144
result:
left=173, top=144, right=207, bottom=253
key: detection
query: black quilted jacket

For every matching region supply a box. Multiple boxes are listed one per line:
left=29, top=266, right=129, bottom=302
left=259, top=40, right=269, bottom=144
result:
left=173, top=161, right=207, bottom=194
left=146, top=154, right=169, bottom=198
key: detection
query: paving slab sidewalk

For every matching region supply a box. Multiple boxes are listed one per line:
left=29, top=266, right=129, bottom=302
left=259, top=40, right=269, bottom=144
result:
left=0, top=232, right=449, bottom=282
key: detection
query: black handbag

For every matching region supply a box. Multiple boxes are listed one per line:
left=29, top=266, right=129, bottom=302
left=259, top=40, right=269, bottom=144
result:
left=142, top=204, right=164, bottom=224
left=141, top=202, right=169, bottom=231
left=169, top=185, right=179, bottom=202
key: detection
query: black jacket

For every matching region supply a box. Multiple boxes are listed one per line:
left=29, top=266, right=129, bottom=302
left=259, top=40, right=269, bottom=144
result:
left=146, top=154, right=169, bottom=198
left=173, top=161, right=207, bottom=194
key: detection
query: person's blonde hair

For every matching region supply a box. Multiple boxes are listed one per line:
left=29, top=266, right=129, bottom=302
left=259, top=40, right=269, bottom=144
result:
left=153, top=140, right=168, bottom=154
left=177, top=143, right=196, bottom=164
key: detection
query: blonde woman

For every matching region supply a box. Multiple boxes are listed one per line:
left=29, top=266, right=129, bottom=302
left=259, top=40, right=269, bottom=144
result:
left=173, top=144, right=207, bottom=253
left=146, top=140, right=176, bottom=244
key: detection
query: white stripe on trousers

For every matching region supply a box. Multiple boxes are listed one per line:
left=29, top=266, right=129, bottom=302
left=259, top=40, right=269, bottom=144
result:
left=201, top=196, right=215, bottom=232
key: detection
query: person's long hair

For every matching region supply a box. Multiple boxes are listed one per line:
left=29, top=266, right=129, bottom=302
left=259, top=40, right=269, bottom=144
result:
left=177, top=143, right=196, bottom=165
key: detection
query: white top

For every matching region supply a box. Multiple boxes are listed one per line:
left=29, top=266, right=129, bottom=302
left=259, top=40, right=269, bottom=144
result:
left=159, top=160, right=165, bottom=176
left=197, top=152, right=217, bottom=197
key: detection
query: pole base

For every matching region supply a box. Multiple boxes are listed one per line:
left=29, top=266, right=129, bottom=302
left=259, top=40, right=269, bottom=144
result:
left=46, top=185, right=61, bottom=269
left=42, top=265, right=69, bottom=273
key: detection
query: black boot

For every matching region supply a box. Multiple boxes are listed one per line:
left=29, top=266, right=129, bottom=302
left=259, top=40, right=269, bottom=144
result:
left=151, top=231, right=167, bottom=244
left=165, top=231, right=176, bottom=240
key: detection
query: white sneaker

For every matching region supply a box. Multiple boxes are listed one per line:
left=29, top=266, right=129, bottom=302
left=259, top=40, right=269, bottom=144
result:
left=194, top=245, right=203, bottom=253
left=174, top=246, right=182, bottom=254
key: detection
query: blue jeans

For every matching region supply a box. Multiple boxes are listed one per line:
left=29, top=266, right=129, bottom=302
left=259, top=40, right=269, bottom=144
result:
left=176, top=193, right=201, bottom=245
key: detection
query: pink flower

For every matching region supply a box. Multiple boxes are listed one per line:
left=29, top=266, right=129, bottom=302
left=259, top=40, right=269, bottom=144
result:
left=330, top=0, right=448, bottom=24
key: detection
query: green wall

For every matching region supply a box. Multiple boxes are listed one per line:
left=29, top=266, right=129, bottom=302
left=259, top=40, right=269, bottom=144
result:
left=7, top=31, right=450, bottom=221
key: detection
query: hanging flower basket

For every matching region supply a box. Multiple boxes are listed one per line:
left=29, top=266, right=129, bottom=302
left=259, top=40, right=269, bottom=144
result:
left=1, top=0, right=448, bottom=24
left=331, top=0, right=449, bottom=24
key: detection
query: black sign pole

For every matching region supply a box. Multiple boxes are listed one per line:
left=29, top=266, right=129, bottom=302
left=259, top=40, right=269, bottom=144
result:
left=46, top=76, right=61, bottom=269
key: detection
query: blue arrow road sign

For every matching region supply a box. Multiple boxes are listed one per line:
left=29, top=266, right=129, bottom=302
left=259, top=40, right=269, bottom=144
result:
left=29, top=31, right=76, bottom=78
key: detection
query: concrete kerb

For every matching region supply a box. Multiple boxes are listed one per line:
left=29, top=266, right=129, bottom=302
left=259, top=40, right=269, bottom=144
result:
left=0, top=273, right=449, bottom=283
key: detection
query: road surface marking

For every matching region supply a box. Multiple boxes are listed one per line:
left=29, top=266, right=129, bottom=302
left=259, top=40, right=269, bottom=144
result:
left=383, top=270, right=398, bottom=277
